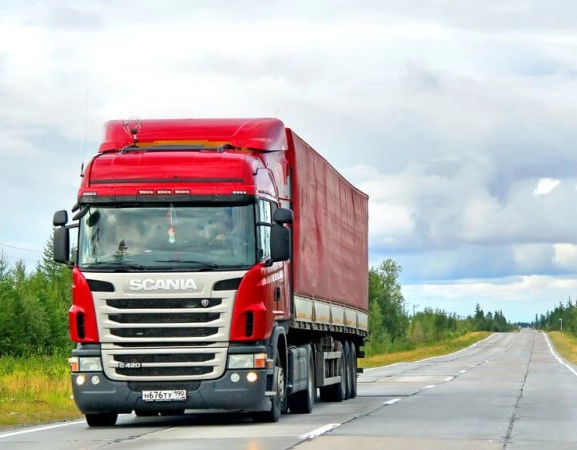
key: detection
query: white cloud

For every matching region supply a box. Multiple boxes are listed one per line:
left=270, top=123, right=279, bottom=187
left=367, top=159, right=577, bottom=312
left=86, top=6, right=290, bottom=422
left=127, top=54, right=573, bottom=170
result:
left=533, top=177, right=560, bottom=196
left=552, top=243, right=577, bottom=269
left=2, top=1, right=577, bottom=321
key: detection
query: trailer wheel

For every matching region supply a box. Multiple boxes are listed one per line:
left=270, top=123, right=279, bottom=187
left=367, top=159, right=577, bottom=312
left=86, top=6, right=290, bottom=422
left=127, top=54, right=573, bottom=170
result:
left=349, top=341, right=358, bottom=399
left=253, top=350, right=285, bottom=423
left=288, top=345, right=315, bottom=414
left=342, top=341, right=351, bottom=400
left=85, top=413, right=118, bottom=427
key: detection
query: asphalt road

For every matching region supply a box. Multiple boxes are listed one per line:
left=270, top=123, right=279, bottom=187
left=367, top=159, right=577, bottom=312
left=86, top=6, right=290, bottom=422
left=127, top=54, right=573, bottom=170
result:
left=1, top=330, right=576, bottom=449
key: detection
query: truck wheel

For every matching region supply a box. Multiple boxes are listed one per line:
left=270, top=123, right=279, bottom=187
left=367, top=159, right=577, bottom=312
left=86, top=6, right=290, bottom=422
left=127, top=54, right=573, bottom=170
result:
left=288, top=345, right=315, bottom=414
left=85, top=413, right=118, bottom=427
left=344, top=341, right=354, bottom=400
left=342, top=341, right=351, bottom=400
left=349, top=341, right=358, bottom=399
left=253, top=350, right=285, bottom=423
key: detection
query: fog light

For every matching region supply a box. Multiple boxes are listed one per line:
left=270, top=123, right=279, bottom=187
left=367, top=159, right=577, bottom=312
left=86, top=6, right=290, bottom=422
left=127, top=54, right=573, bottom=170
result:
left=91, top=375, right=101, bottom=385
left=231, top=373, right=240, bottom=383
left=76, top=374, right=86, bottom=386
left=246, top=371, right=258, bottom=383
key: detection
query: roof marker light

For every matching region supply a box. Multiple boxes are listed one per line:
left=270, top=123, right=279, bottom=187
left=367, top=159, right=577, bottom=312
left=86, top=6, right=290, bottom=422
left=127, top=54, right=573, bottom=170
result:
left=138, top=189, right=154, bottom=195
left=157, top=189, right=172, bottom=195
left=174, top=189, right=190, bottom=194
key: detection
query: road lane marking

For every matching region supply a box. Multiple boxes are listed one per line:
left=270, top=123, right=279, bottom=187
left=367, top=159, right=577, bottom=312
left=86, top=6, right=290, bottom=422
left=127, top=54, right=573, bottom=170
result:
left=422, top=384, right=436, bottom=389
left=460, top=370, right=467, bottom=374
left=544, top=333, right=577, bottom=378
left=444, top=376, right=454, bottom=382
left=384, top=398, right=401, bottom=405
left=299, top=423, right=341, bottom=440
left=0, top=420, right=84, bottom=440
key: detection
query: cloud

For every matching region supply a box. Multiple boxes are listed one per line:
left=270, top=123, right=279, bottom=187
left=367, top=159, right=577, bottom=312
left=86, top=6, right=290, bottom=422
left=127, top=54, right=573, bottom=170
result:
left=2, top=1, right=577, bottom=321
left=533, top=178, right=560, bottom=196
left=552, top=244, right=577, bottom=270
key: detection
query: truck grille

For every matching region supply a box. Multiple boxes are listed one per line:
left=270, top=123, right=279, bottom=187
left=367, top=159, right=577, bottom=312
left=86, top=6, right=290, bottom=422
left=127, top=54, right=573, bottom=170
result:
left=99, top=297, right=229, bottom=344
left=95, top=293, right=233, bottom=381
left=101, top=346, right=228, bottom=381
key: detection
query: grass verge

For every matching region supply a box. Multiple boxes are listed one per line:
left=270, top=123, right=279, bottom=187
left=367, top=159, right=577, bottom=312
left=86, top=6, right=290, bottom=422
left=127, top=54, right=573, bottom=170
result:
left=360, top=331, right=493, bottom=369
left=547, top=331, right=577, bottom=365
left=0, top=355, right=81, bottom=430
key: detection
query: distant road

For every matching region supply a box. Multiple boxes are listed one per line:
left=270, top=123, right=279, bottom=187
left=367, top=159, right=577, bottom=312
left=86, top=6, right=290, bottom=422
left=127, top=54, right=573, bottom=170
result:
left=2, top=330, right=576, bottom=449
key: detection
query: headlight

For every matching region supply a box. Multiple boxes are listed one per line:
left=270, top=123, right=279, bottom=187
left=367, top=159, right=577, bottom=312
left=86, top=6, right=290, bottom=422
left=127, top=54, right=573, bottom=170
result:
left=78, top=357, right=103, bottom=372
left=228, top=353, right=267, bottom=369
left=228, top=354, right=254, bottom=369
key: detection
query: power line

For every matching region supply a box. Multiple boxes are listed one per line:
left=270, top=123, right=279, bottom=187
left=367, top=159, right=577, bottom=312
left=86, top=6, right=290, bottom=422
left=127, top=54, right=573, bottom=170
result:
left=0, top=242, right=43, bottom=254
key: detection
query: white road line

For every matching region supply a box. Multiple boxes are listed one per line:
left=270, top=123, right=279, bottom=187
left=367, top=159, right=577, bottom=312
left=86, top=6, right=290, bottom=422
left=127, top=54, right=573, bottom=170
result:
left=460, top=370, right=467, bottom=374
left=299, top=423, right=341, bottom=440
left=422, top=384, right=436, bottom=389
left=444, top=376, right=454, bottom=382
left=544, top=333, right=577, bottom=378
left=0, top=420, right=84, bottom=440
left=384, top=398, right=401, bottom=405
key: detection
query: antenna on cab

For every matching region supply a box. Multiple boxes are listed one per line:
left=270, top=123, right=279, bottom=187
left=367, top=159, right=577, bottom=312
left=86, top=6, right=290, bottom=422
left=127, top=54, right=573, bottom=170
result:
left=123, top=117, right=141, bottom=146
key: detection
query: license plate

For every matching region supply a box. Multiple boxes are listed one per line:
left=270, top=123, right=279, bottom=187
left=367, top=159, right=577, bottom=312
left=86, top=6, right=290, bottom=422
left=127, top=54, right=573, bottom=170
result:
left=142, top=390, right=187, bottom=402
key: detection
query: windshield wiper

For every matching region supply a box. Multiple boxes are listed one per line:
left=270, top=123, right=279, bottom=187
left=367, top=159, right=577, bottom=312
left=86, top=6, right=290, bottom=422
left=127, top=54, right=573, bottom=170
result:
left=154, top=259, right=219, bottom=269
left=83, top=261, right=146, bottom=270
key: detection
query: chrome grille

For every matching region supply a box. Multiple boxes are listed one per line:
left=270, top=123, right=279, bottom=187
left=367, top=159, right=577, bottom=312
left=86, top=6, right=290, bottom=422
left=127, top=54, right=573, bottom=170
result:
left=98, top=296, right=230, bottom=344
left=101, top=346, right=228, bottom=381
left=96, top=294, right=233, bottom=381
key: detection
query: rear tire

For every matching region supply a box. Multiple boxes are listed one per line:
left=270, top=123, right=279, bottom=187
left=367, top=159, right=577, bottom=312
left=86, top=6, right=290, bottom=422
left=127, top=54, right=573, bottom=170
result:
left=343, top=341, right=351, bottom=400
left=85, top=413, right=118, bottom=427
left=349, top=341, right=358, bottom=399
left=288, top=345, right=315, bottom=414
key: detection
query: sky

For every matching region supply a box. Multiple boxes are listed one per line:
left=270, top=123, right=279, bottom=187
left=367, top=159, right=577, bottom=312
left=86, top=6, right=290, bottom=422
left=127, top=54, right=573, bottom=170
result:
left=2, top=0, right=577, bottom=323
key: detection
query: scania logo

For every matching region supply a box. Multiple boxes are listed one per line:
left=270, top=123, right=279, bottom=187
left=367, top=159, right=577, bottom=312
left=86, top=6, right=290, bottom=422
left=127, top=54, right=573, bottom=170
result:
left=200, top=298, right=210, bottom=308
left=129, top=279, right=198, bottom=291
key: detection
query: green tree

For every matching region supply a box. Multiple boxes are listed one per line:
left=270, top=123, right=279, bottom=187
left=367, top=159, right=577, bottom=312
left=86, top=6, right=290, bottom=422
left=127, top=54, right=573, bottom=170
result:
left=369, top=259, right=408, bottom=343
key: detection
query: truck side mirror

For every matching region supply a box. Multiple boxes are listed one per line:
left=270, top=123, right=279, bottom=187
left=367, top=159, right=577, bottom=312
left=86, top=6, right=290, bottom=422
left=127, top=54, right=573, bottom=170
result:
left=270, top=224, right=291, bottom=262
left=53, top=210, right=70, bottom=264
left=53, top=210, right=68, bottom=226
left=272, top=207, right=293, bottom=224
left=53, top=227, right=70, bottom=264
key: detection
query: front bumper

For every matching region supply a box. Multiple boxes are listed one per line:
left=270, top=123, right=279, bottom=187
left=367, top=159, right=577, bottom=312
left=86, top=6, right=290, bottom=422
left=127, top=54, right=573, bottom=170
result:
left=71, top=368, right=271, bottom=414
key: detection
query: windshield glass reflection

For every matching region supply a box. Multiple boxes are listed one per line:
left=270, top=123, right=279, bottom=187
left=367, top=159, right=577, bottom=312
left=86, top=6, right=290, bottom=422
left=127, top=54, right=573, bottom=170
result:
left=78, top=204, right=256, bottom=270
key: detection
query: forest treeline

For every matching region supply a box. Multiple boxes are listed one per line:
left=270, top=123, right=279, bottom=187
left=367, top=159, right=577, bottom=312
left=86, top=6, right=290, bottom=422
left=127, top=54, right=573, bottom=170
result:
left=0, top=238, right=515, bottom=357
left=535, top=300, right=577, bottom=333
left=366, top=259, right=514, bottom=355
left=0, top=241, right=71, bottom=356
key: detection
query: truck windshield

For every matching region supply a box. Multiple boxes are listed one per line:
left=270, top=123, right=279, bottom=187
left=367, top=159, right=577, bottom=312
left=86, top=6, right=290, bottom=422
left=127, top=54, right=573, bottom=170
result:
left=77, top=204, right=256, bottom=270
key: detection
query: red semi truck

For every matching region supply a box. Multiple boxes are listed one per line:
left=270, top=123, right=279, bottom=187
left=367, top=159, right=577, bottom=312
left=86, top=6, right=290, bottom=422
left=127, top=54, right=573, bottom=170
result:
left=52, top=118, right=369, bottom=426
